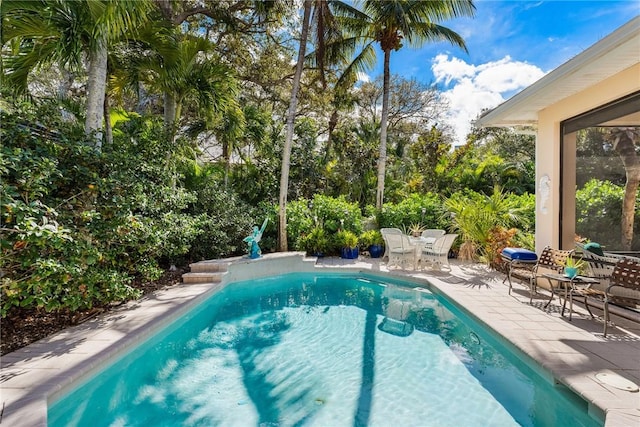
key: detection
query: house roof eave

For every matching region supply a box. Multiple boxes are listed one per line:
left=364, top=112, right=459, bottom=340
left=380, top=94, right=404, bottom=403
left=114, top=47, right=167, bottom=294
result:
left=475, top=16, right=640, bottom=129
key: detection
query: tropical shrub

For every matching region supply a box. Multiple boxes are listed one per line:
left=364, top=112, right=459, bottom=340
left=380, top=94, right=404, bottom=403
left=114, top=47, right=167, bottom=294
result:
left=0, top=106, right=240, bottom=316
left=1, top=108, right=144, bottom=315
left=359, top=229, right=384, bottom=248
left=443, top=187, right=534, bottom=264
left=299, top=226, right=330, bottom=255
left=485, top=226, right=518, bottom=270
left=188, top=183, right=257, bottom=261
left=287, top=195, right=363, bottom=252
left=335, top=230, right=359, bottom=249
left=376, top=193, right=446, bottom=230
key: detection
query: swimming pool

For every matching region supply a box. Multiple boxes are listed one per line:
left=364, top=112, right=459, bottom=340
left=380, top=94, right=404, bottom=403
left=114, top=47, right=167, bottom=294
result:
left=48, top=272, right=600, bottom=426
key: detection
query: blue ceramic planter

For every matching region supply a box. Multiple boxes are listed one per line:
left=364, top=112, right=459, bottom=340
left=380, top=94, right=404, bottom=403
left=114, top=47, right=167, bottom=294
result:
left=564, top=267, right=578, bottom=278
left=340, top=247, right=359, bottom=259
left=368, top=244, right=384, bottom=258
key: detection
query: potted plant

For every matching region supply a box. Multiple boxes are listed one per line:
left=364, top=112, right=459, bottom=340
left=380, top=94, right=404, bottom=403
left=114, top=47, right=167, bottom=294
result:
left=360, top=230, right=385, bottom=258
left=336, top=230, right=359, bottom=259
left=302, top=226, right=329, bottom=257
left=405, top=222, right=426, bottom=237
left=563, top=255, right=585, bottom=278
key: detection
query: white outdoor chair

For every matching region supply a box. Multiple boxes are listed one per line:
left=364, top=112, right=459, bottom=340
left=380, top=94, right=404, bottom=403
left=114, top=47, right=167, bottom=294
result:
left=420, top=234, right=458, bottom=270
left=421, top=229, right=446, bottom=239
left=383, top=231, right=418, bottom=269
left=380, top=228, right=402, bottom=261
left=420, top=229, right=446, bottom=250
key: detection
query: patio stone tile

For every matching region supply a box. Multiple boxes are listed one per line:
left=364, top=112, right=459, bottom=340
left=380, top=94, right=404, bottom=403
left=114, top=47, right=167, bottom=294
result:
left=604, top=411, right=640, bottom=427
left=521, top=312, right=556, bottom=322
left=0, top=395, right=47, bottom=427
left=537, top=339, right=586, bottom=353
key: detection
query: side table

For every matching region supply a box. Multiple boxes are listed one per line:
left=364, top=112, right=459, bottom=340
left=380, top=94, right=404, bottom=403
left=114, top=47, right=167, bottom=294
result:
left=541, top=273, right=600, bottom=320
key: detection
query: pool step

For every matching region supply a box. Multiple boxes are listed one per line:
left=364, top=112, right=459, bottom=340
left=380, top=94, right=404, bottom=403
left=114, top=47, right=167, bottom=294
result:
left=188, top=260, right=229, bottom=273
left=182, top=260, right=230, bottom=284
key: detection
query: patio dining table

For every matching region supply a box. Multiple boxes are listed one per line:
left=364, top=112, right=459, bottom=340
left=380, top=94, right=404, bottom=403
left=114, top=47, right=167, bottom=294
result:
left=409, top=236, right=437, bottom=268
left=409, top=236, right=437, bottom=250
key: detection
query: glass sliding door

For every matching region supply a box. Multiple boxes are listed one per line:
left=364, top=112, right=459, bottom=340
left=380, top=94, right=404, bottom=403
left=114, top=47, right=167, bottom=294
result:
left=561, top=91, right=640, bottom=255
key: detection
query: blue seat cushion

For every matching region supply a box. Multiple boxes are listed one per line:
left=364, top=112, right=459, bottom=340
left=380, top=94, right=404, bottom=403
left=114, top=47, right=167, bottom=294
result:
left=501, top=247, right=538, bottom=261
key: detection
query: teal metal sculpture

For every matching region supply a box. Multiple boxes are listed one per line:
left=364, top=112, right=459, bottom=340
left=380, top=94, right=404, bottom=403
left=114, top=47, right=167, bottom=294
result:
left=243, top=218, right=268, bottom=259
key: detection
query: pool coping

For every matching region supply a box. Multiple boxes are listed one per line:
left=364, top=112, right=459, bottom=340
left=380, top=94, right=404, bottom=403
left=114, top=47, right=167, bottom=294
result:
left=1, top=252, right=639, bottom=426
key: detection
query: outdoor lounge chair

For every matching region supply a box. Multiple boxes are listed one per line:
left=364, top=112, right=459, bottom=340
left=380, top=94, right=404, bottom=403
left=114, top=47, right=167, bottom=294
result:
left=504, top=246, right=572, bottom=304
left=604, top=258, right=640, bottom=336
left=580, top=247, right=640, bottom=307
left=419, top=233, right=458, bottom=270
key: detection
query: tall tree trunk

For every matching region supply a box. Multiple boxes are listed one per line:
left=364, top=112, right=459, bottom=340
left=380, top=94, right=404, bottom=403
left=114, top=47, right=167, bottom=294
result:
left=104, top=95, right=113, bottom=146
left=85, top=34, right=108, bottom=151
left=278, top=1, right=312, bottom=252
left=323, top=109, right=339, bottom=163
left=223, top=140, right=230, bottom=188
left=615, top=136, right=640, bottom=250
left=136, top=84, right=151, bottom=114
left=58, top=67, right=75, bottom=121
left=164, top=92, right=177, bottom=132
left=375, top=49, right=391, bottom=209
left=163, top=91, right=179, bottom=189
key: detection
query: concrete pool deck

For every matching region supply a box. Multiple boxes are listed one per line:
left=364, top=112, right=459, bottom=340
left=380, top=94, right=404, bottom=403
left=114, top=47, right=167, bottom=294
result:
left=1, top=252, right=639, bottom=426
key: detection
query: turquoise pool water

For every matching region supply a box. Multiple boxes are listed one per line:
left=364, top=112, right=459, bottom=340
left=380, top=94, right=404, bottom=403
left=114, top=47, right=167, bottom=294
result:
left=48, top=273, right=600, bottom=426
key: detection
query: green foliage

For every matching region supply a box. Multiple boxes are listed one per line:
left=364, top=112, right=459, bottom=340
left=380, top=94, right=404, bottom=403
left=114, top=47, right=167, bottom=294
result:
left=335, top=230, right=358, bottom=249
left=1, top=108, right=148, bottom=315
left=443, top=187, right=534, bottom=263
left=187, top=186, right=257, bottom=261
left=286, top=195, right=363, bottom=254
left=576, top=178, right=640, bottom=248
left=286, top=194, right=362, bottom=251
left=434, top=129, right=536, bottom=197
left=299, top=226, right=330, bottom=255
left=0, top=104, right=262, bottom=317
left=359, top=229, right=383, bottom=247
left=377, top=193, right=446, bottom=230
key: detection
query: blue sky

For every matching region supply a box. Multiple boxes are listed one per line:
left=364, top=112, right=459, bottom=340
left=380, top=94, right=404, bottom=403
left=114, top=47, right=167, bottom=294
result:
left=360, top=0, right=639, bottom=144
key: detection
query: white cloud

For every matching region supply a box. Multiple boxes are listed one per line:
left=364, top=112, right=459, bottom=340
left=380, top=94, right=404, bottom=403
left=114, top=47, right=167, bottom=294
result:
left=356, top=72, right=371, bottom=83
left=432, top=54, right=545, bottom=145
left=431, top=54, right=475, bottom=85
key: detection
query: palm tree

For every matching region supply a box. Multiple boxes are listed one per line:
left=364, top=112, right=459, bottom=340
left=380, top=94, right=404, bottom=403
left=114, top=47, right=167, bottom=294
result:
left=1, top=0, right=152, bottom=151
left=111, top=28, right=241, bottom=190
left=278, top=0, right=353, bottom=251
left=278, top=0, right=312, bottom=251
left=337, top=0, right=475, bottom=208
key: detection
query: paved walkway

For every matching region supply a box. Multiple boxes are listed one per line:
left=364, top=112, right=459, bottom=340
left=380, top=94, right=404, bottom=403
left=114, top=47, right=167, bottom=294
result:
left=1, top=253, right=639, bottom=426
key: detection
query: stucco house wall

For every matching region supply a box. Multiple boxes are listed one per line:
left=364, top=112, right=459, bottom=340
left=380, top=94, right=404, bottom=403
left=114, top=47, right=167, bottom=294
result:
left=475, top=16, right=639, bottom=253
left=536, top=63, right=640, bottom=251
